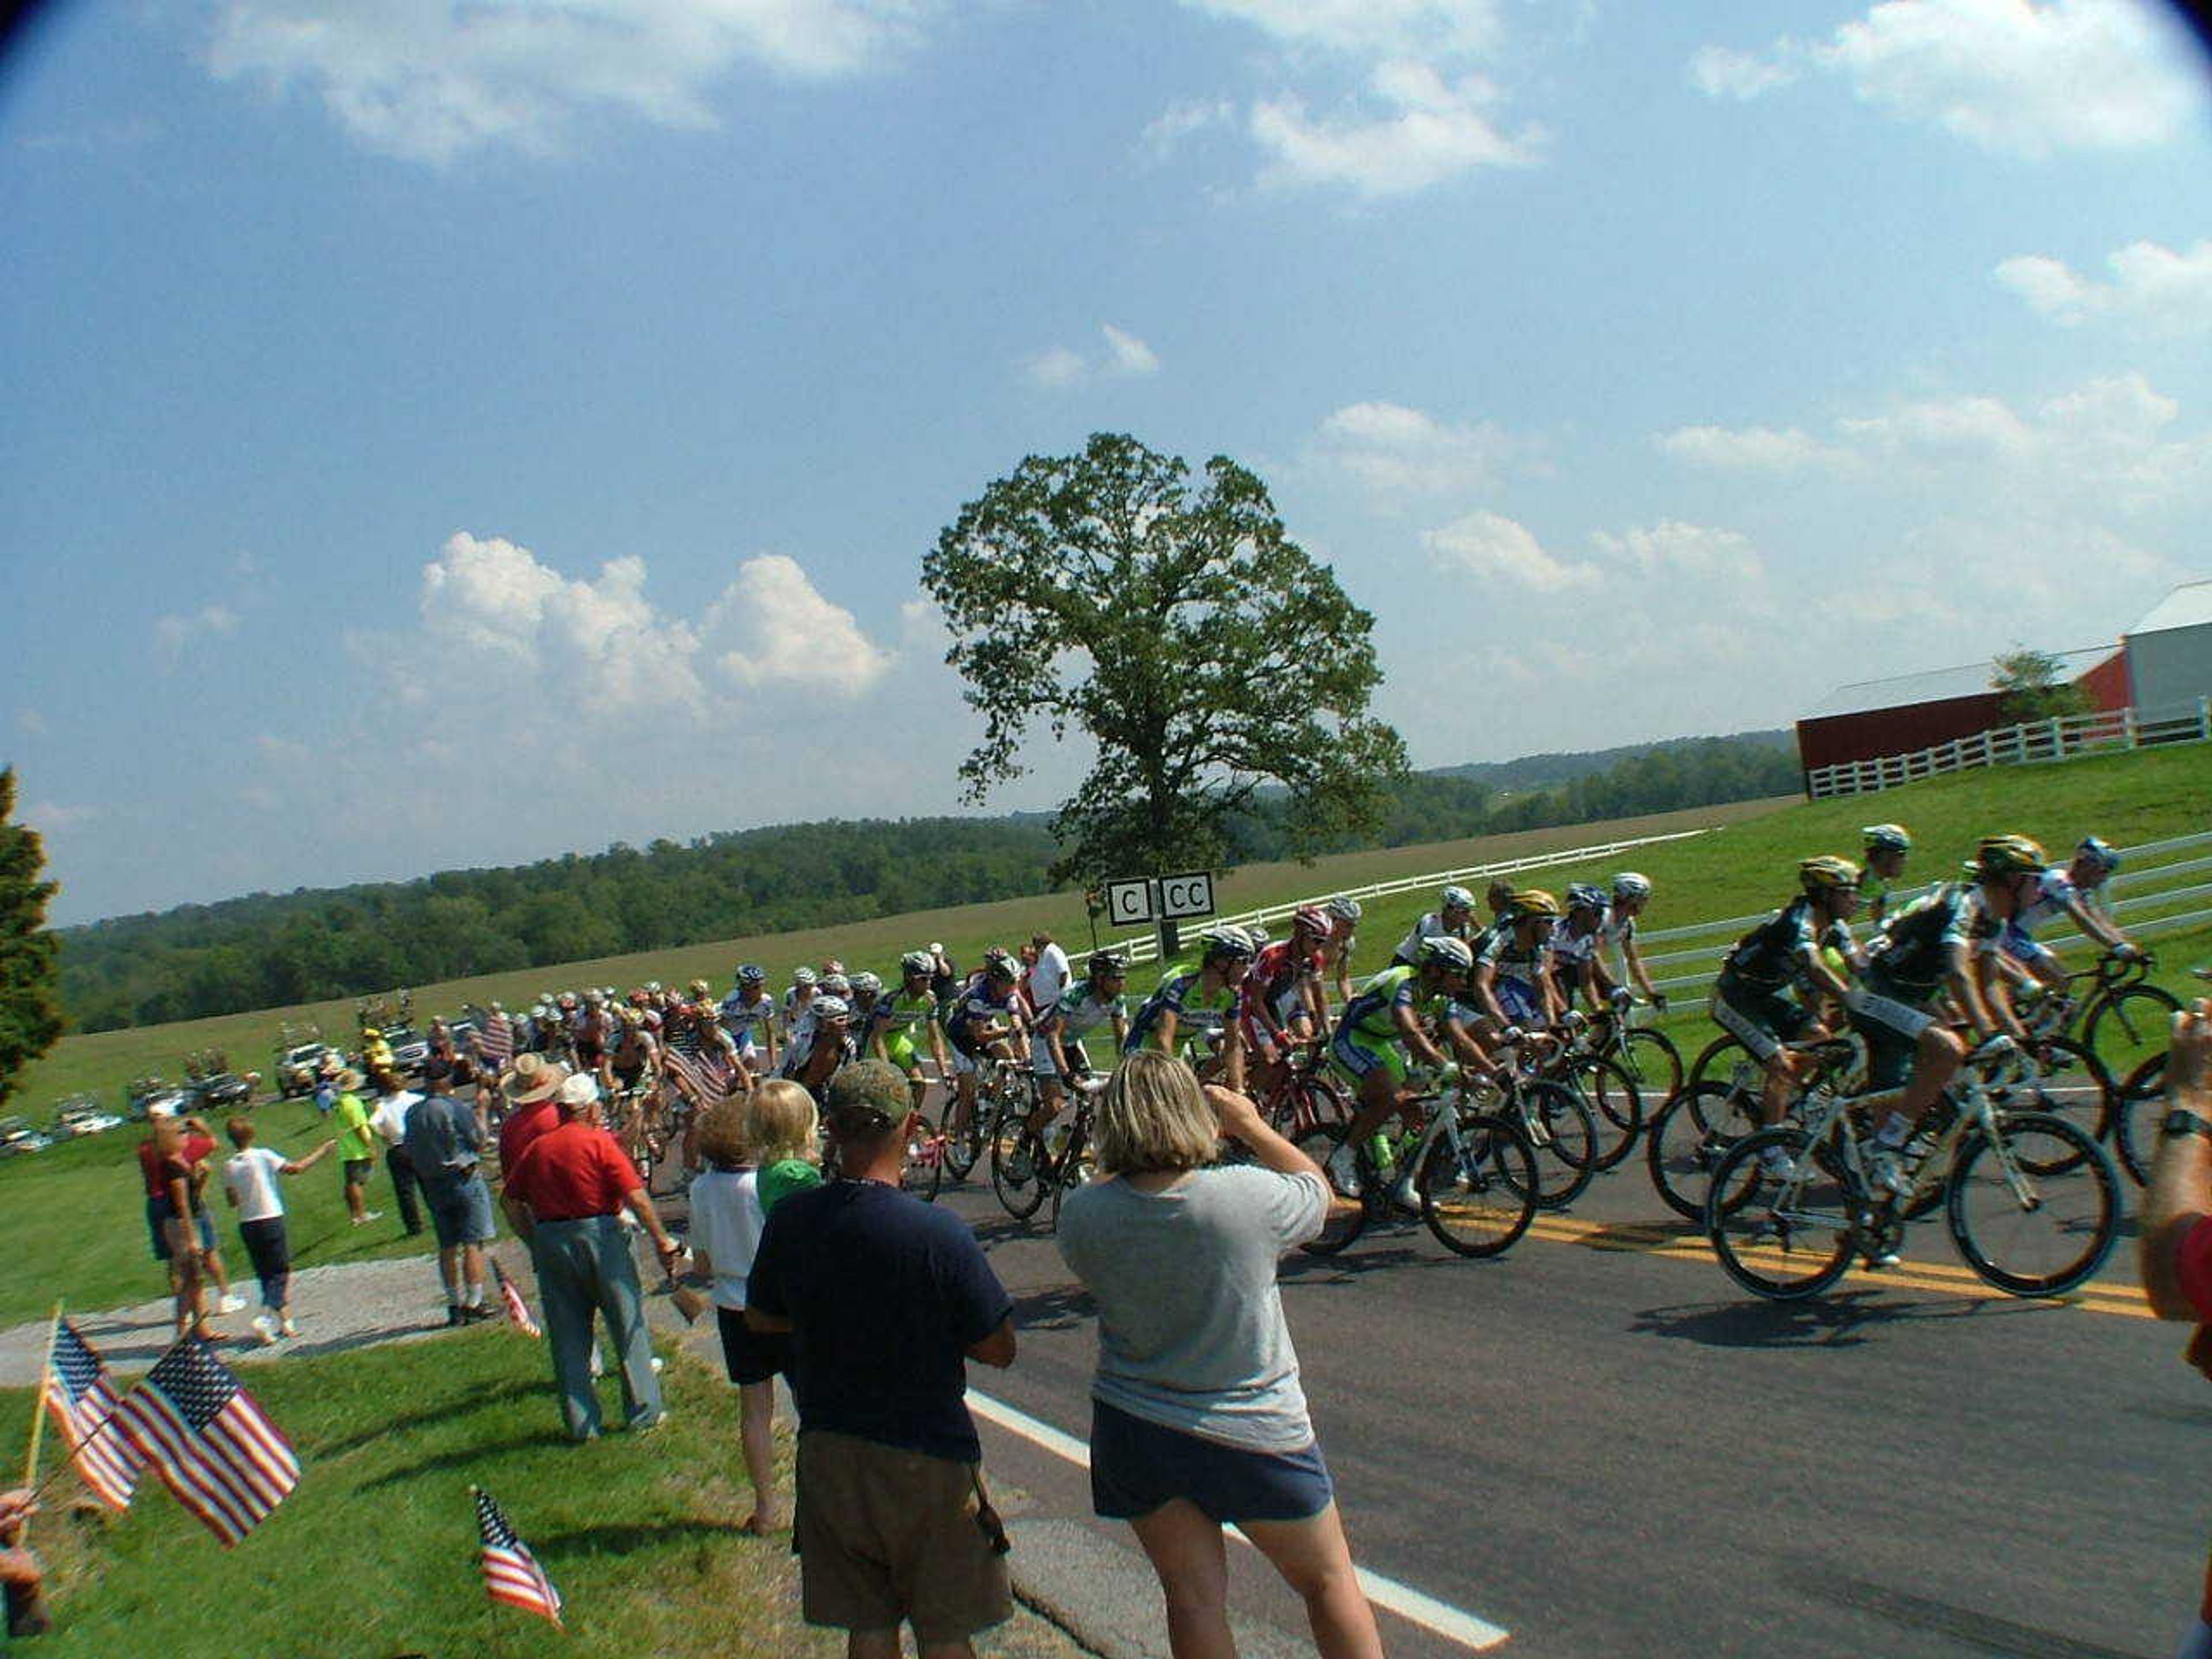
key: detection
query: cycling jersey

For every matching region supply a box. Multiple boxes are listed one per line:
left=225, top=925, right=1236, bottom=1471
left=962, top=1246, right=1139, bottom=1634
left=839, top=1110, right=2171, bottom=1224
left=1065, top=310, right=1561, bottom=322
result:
left=1041, top=979, right=1126, bottom=1040
left=1863, top=882, right=2000, bottom=997
left=1720, top=897, right=1847, bottom=990
left=1391, top=911, right=1470, bottom=966
left=1241, top=940, right=1323, bottom=1029
left=1336, top=965, right=1422, bottom=1043
left=1122, top=963, right=1238, bottom=1054
left=874, top=988, right=940, bottom=1060
left=2012, top=868, right=2081, bottom=936
left=1479, top=924, right=1551, bottom=983
left=719, top=990, right=777, bottom=1051
left=1548, top=918, right=1605, bottom=971
left=943, top=976, right=1022, bottom=1055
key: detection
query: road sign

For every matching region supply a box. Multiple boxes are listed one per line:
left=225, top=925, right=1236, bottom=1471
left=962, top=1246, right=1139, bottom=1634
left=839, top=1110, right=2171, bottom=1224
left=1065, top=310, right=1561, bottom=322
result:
left=1104, top=878, right=1156, bottom=927
left=1158, top=870, right=1216, bottom=921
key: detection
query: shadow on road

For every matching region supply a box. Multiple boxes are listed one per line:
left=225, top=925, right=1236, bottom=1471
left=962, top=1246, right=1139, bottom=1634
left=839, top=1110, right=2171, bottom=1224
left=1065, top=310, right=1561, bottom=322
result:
left=1011, top=1281, right=1098, bottom=1332
left=1628, top=1289, right=2056, bottom=1349
left=1787, top=1565, right=2158, bottom=1659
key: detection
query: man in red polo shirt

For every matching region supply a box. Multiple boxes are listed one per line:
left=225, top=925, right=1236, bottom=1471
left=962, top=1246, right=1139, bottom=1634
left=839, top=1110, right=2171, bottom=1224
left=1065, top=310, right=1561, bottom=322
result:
left=497, top=1053, right=567, bottom=1184
left=2139, top=996, right=2212, bottom=1659
left=504, top=1072, right=684, bottom=1442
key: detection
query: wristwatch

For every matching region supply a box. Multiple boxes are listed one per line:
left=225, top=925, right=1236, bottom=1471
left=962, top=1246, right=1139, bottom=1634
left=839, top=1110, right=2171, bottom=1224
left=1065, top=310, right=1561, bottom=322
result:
left=2160, top=1109, right=2212, bottom=1143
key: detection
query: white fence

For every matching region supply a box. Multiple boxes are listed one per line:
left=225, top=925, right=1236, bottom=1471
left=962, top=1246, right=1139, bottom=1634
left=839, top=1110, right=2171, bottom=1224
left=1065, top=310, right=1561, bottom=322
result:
left=1103, top=827, right=1714, bottom=966
left=1806, top=698, right=2212, bottom=800
left=1635, top=828, right=2212, bottom=997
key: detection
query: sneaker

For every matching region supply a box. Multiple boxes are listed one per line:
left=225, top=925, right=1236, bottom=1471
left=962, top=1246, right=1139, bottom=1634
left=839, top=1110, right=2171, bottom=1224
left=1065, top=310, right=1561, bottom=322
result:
left=1389, top=1173, right=1421, bottom=1214
left=1865, top=1146, right=1911, bottom=1198
left=1864, top=1246, right=1903, bottom=1270
left=445, top=1306, right=464, bottom=1327
left=1758, top=1146, right=1796, bottom=1180
left=461, top=1304, right=498, bottom=1324
left=251, top=1313, right=278, bottom=1346
left=278, top=1318, right=297, bottom=1338
left=1326, top=1143, right=1363, bottom=1195
left=218, top=1294, right=247, bottom=1314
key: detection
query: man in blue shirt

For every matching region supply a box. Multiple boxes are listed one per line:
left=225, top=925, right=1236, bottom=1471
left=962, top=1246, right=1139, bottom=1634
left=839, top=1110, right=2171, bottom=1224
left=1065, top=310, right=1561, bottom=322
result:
left=747, top=1060, right=1016, bottom=1658
left=403, top=1059, right=499, bottom=1327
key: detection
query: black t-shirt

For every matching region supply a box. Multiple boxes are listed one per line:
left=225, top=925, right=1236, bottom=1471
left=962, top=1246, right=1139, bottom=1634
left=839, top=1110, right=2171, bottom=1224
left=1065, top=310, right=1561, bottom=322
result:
left=747, top=1179, right=1012, bottom=1463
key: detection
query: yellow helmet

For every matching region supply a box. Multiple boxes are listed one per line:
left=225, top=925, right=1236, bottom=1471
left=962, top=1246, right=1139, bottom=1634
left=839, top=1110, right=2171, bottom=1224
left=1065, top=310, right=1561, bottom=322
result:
left=1798, top=855, right=1861, bottom=893
left=361, top=1026, right=382, bottom=1039
left=1967, top=834, right=2048, bottom=878
left=1509, top=888, right=1562, bottom=921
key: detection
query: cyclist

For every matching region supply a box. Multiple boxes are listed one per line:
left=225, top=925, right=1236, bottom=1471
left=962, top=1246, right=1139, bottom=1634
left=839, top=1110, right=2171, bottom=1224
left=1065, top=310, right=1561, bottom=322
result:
left=783, top=994, right=858, bottom=1104
left=1240, top=906, right=1335, bottom=1100
left=607, top=1006, right=661, bottom=1100
left=718, top=964, right=779, bottom=1074
left=1008, top=950, right=1134, bottom=1177
left=1321, top=895, right=1364, bottom=1009
left=1710, top=857, right=1862, bottom=1158
left=1589, top=872, right=1666, bottom=1013
left=1391, top=885, right=1479, bottom=967
left=781, top=966, right=820, bottom=1049
left=2001, top=834, right=2141, bottom=991
left=1850, top=834, right=2044, bottom=1194
left=1547, top=884, right=1613, bottom=1014
left=872, top=950, right=951, bottom=1113
left=847, top=971, right=884, bottom=1041
left=1122, top=925, right=1255, bottom=1089
left=1861, top=824, right=1913, bottom=926
left=1472, top=890, right=1567, bottom=1050
left=571, top=990, right=612, bottom=1078
left=1324, top=934, right=1472, bottom=1198
left=942, top=949, right=1030, bottom=1154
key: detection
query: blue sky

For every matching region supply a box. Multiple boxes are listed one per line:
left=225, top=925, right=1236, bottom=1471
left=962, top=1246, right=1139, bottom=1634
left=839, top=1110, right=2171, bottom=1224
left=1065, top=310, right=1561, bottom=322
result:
left=4, top=0, right=2209, bottom=925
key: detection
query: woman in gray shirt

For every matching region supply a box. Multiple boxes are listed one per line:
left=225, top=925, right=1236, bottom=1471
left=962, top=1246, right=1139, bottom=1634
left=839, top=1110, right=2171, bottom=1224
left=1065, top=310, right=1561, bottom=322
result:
left=1056, top=1051, right=1382, bottom=1659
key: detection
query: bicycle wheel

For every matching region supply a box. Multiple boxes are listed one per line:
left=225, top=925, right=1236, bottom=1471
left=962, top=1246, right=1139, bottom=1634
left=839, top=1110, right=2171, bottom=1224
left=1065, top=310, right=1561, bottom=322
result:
left=990, top=1118, right=1047, bottom=1221
left=1946, top=1110, right=2119, bottom=1296
left=1414, top=1111, right=1536, bottom=1258
left=1510, top=1081, right=1596, bottom=1210
left=942, top=1085, right=993, bottom=1180
left=2084, top=983, right=2181, bottom=1078
left=901, top=1112, right=944, bottom=1203
left=1619, top=1027, right=1684, bottom=1109
left=1990, top=1037, right=2113, bottom=1170
left=1294, top=1121, right=1370, bottom=1257
left=1567, top=1056, right=1642, bottom=1169
left=2112, top=1053, right=2165, bottom=1185
left=1292, top=1071, right=1351, bottom=1131
left=1685, top=1033, right=1756, bottom=1097
left=1705, top=1128, right=1855, bottom=1300
left=1646, top=1080, right=1761, bottom=1222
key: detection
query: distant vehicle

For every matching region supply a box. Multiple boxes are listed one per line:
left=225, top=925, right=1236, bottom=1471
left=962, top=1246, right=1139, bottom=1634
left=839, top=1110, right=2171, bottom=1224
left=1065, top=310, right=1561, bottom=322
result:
left=0, top=1116, right=54, bottom=1157
left=191, top=1071, right=253, bottom=1112
left=52, top=1094, right=123, bottom=1137
left=126, top=1077, right=194, bottom=1121
left=274, top=1041, right=340, bottom=1098
left=381, top=1025, right=431, bottom=1076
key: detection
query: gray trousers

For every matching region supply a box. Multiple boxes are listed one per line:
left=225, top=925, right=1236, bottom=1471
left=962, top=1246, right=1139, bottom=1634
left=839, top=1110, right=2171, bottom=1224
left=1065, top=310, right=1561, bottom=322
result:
left=529, top=1214, right=662, bottom=1440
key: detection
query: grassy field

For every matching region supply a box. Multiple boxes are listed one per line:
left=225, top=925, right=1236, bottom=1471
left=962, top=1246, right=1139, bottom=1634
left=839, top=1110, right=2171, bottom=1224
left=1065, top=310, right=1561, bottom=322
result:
left=20, top=797, right=1793, bottom=1111
left=0, top=1329, right=1064, bottom=1658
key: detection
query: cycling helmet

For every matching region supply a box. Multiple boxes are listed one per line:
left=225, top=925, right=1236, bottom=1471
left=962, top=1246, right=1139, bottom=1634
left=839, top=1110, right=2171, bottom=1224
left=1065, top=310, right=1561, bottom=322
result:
left=737, top=963, right=766, bottom=985
left=1612, top=872, right=1652, bottom=902
left=819, top=973, right=852, bottom=998
left=1245, top=923, right=1271, bottom=946
left=850, top=971, right=882, bottom=996
left=899, top=950, right=935, bottom=976
left=983, top=948, right=1020, bottom=982
left=2077, top=835, right=2121, bottom=876
left=1441, top=885, right=1476, bottom=912
left=1418, top=934, right=1475, bottom=972
left=687, top=978, right=712, bottom=999
left=810, top=995, right=851, bottom=1022
left=1292, top=904, right=1330, bottom=934
left=1566, top=882, right=1607, bottom=914
left=1861, top=823, right=1912, bottom=854
left=822, top=959, right=846, bottom=976
left=645, top=980, right=661, bottom=994
left=537, top=991, right=553, bottom=1005
left=1325, top=895, right=1363, bottom=922
left=1089, top=950, right=1128, bottom=976
left=1199, top=924, right=1257, bottom=961
left=582, top=988, right=604, bottom=1006
left=1798, top=855, right=1862, bottom=893
left=627, top=988, right=650, bottom=1005
left=1967, top=834, right=2048, bottom=878
left=791, top=966, right=819, bottom=988
left=619, top=1006, right=643, bottom=1027
left=1509, top=889, right=1562, bottom=921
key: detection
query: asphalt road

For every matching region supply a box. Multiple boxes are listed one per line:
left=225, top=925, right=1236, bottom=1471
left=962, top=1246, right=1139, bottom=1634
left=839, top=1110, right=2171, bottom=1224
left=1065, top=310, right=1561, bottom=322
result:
left=923, top=1145, right=2204, bottom=1659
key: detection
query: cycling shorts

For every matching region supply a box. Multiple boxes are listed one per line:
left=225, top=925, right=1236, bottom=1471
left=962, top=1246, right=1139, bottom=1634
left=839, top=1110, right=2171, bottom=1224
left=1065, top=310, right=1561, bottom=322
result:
left=1710, top=975, right=1812, bottom=1063
left=612, top=1062, right=646, bottom=1088
left=1030, top=1032, right=1063, bottom=1079
left=882, top=1032, right=923, bottom=1076
left=1999, top=922, right=2058, bottom=969
left=1494, top=976, right=1543, bottom=1028
left=1844, top=972, right=1937, bottom=1092
left=1329, top=1027, right=1406, bottom=1086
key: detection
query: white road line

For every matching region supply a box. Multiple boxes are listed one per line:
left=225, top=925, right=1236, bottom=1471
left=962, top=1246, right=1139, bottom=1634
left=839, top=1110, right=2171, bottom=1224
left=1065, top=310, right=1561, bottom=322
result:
left=968, top=1388, right=1513, bottom=1653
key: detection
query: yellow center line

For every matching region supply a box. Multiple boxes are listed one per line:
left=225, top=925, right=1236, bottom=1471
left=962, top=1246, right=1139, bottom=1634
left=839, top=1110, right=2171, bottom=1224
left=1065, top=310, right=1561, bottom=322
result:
left=1518, top=1211, right=2154, bottom=1317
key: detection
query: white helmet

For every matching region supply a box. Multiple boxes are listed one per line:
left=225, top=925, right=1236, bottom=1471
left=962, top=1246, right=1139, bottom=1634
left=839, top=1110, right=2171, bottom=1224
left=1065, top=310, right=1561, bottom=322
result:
left=1612, top=872, right=1652, bottom=901
left=792, top=967, right=819, bottom=988
left=1441, top=885, right=1475, bottom=912
left=1418, top=935, right=1475, bottom=972
left=1325, top=895, right=1363, bottom=922
left=850, top=971, right=882, bottom=995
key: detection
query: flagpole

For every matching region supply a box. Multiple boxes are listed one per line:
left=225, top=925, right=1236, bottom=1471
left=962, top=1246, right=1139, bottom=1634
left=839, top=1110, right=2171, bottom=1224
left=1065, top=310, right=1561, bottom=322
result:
left=5, top=1303, right=60, bottom=1638
left=470, top=1486, right=509, bottom=1659
left=20, top=1302, right=60, bottom=1502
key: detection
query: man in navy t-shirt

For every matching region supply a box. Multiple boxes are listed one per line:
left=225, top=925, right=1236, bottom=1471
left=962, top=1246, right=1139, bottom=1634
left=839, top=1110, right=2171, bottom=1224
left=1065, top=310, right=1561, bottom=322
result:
left=747, top=1060, right=1016, bottom=1656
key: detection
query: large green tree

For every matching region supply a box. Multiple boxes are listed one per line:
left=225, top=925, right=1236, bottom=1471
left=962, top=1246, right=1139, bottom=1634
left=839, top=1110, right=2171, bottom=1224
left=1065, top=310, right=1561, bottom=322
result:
left=0, top=768, right=65, bottom=1104
left=1993, top=647, right=2090, bottom=725
left=923, top=433, right=1408, bottom=889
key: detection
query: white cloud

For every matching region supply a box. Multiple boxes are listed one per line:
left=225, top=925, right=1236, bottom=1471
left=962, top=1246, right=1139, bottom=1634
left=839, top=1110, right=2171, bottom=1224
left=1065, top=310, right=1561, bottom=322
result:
left=153, top=604, right=240, bottom=661
left=15, top=710, right=46, bottom=737
left=1183, top=0, right=1506, bottom=58
left=1423, top=510, right=1600, bottom=591
left=1020, top=327, right=1163, bottom=388
left=22, top=800, right=99, bottom=833
left=1655, top=423, right=1854, bottom=474
left=715, top=554, right=895, bottom=692
left=1100, top=325, right=1161, bottom=378
left=1996, top=240, right=2212, bottom=333
left=1589, top=521, right=1763, bottom=585
left=1691, top=0, right=2205, bottom=156
left=206, top=0, right=931, bottom=164
left=1141, top=98, right=1234, bottom=159
left=1316, top=400, right=1522, bottom=499
left=1250, top=58, right=1538, bottom=195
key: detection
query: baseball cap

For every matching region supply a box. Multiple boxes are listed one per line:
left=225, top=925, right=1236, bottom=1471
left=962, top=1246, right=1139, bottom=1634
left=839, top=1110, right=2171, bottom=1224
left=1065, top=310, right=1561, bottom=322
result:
left=822, top=1059, right=910, bottom=1139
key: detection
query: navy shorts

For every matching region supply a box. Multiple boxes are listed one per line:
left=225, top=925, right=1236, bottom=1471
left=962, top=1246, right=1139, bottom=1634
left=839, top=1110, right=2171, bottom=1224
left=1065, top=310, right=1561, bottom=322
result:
left=715, top=1306, right=791, bottom=1387
left=147, top=1196, right=216, bottom=1261
left=1089, top=1399, right=1333, bottom=1525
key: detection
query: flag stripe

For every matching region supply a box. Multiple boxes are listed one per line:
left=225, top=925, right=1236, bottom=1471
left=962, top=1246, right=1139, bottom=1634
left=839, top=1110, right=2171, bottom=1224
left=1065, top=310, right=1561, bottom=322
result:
left=120, top=1400, right=256, bottom=1543
left=112, top=1340, right=298, bottom=1548
left=205, top=1419, right=287, bottom=1510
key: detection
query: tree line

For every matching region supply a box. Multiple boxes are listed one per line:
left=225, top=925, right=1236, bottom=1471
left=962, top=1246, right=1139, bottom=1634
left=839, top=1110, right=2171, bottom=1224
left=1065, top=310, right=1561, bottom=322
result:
left=58, top=732, right=1797, bottom=1033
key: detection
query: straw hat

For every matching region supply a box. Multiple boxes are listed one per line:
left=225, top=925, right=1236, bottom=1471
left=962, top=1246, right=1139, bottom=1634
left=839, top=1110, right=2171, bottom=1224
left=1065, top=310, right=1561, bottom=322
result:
left=502, top=1052, right=565, bottom=1104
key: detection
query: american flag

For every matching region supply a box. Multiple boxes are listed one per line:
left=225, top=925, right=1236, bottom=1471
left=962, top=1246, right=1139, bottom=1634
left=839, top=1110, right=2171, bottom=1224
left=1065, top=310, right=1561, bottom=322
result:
left=40, top=1320, right=139, bottom=1511
left=113, top=1338, right=298, bottom=1547
left=479, top=1010, right=513, bottom=1066
left=491, top=1258, right=541, bottom=1338
left=664, top=1029, right=740, bottom=1107
left=475, top=1487, right=563, bottom=1627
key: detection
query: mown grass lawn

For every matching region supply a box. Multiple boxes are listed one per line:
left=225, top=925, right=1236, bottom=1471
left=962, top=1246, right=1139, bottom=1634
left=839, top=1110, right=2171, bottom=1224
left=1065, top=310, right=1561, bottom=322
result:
left=2, top=1327, right=1077, bottom=1659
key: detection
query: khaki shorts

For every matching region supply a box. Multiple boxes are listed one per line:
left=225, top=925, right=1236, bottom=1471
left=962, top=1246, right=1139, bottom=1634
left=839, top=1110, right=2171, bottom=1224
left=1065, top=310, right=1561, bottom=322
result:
left=795, top=1430, right=1012, bottom=1643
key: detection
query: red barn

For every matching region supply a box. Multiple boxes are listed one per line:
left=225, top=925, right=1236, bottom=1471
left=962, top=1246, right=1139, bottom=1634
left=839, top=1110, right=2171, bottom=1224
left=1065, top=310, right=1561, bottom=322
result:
left=1796, top=645, right=2128, bottom=779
